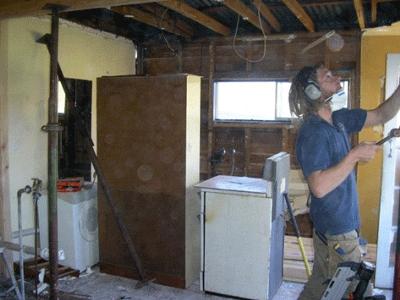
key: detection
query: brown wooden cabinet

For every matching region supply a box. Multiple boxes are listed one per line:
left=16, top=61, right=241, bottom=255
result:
left=97, top=74, right=201, bottom=288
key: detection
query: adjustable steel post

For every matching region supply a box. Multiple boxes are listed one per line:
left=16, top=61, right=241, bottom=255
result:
left=42, top=6, right=62, bottom=300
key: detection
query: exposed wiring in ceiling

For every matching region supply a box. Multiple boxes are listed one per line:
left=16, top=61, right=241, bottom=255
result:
left=159, top=7, right=178, bottom=56
left=232, top=5, right=267, bottom=63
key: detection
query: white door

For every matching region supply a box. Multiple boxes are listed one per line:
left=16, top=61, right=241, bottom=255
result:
left=375, top=53, right=400, bottom=288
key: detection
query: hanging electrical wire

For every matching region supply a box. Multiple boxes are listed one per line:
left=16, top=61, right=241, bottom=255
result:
left=159, top=7, right=178, bottom=56
left=232, top=5, right=267, bottom=63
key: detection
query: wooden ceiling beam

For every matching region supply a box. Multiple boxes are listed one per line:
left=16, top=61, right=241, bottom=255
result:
left=281, top=0, right=315, bottom=32
left=160, top=0, right=230, bottom=36
left=0, top=0, right=163, bottom=19
left=252, top=0, right=281, bottom=32
left=112, top=6, right=193, bottom=38
left=353, top=0, right=366, bottom=29
left=223, top=0, right=271, bottom=34
left=371, top=0, right=378, bottom=24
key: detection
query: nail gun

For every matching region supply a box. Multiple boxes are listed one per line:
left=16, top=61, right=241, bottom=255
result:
left=321, top=261, right=385, bottom=300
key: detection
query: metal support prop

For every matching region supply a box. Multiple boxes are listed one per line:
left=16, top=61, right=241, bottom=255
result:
left=37, top=35, right=148, bottom=285
left=47, top=8, right=60, bottom=300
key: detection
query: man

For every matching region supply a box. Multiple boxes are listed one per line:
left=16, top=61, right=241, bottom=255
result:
left=289, top=64, right=400, bottom=299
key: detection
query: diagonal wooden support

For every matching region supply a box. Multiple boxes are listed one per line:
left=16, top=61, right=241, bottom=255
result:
left=37, top=34, right=149, bottom=288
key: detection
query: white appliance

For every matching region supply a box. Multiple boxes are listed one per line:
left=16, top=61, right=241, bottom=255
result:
left=38, top=184, right=99, bottom=272
left=195, top=152, right=289, bottom=300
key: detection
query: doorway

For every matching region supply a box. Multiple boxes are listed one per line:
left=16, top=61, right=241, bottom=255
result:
left=58, top=78, right=92, bottom=181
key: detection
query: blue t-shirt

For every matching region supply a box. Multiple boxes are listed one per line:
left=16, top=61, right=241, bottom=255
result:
left=296, top=108, right=367, bottom=235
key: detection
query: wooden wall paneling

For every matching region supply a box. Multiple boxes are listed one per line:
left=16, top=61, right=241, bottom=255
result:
left=136, top=44, right=145, bottom=75
left=288, top=127, right=299, bottom=168
left=246, top=42, right=253, bottom=72
left=177, top=41, right=183, bottom=72
left=284, top=39, right=295, bottom=71
left=145, top=57, right=180, bottom=75
left=324, top=42, right=332, bottom=69
left=213, top=127, right=245, bottom=176
left=244, top=128, right=251, bottom=176
left=207, top=42, right=215, bottom=178
left=200, top=80, right=209, bottom=179
left=97, top=74, right=201, bottom=288
left=282, top=127, right=289, bottom=154
left=214, top=44, right=248, bottom=73
left=248, top=128, right=283, bottom=176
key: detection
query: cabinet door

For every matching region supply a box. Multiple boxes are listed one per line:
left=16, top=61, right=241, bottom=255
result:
left=204, top=192, right=272, bottom=299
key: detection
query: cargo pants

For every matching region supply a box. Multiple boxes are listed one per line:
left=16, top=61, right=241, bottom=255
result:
left=298, top=230, right=372, bottom=300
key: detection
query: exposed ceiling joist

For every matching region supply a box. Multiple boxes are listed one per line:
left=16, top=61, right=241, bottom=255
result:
left=160, top=0, right=230, bottom=36
left=371, top=0, right=378, bottom=24
left=353, top=0, right=366, bottom=29
left=281, top=0, right=315, bottom=32
left=252, top=0, right=281, bottom=32
left=112, top=6, right=193, bottom=38
left=0, top=0, right=162, bottom=19
left=223, top=0, right=271, bottom=34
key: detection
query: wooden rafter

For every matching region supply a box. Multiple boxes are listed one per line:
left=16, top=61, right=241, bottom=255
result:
left=223, top=0, right=271, bottom=34
left=281, top=0, right=315, bottom=32
left=371, top=0, right=378, bottom=24
left=0, top=0, right=163, bottom=19
left=160, top=0, right=230, bottom=36
left=353, top=0, right=366, bottom=29
left=144, top=4, right=194, bottom=36
left=252, top=0, right=281, bottom=32
left=112, top=6, right=193, bottom=38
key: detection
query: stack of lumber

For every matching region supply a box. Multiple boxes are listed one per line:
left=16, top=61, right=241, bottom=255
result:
left=283, top=235, right=377, bottom=283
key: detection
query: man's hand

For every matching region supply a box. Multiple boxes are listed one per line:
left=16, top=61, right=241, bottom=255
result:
left=349, top=142, right=381, bottom=163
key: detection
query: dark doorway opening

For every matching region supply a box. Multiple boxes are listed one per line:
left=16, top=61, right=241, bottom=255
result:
left=58, top=78, right=92, bottom=181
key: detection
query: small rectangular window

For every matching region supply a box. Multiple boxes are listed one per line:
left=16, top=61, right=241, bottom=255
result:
left=214, top=80, right=350, bottom=121
left=214, top=81, right=276, bottom=121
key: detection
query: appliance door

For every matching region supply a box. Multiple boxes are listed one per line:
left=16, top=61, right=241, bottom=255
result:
left=204, top=191, right=271, bottom=300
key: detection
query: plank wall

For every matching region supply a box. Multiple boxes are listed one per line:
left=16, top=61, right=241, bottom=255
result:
left=142, top=31, right=361, bottom=180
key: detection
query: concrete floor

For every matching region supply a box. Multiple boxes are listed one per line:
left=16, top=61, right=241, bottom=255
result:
left=57, top=270, right=304, bottom=300
left=55, top=269, right=394, bottom=300
left=0, top=269, right=394, bottom=299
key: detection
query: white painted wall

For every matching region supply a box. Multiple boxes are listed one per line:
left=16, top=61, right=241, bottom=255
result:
left=0, top=16, right=135, bottom=247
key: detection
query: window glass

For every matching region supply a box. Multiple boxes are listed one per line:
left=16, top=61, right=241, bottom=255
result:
left=214, top=81, right=276, bottom=120
left=214, top=80, right=349, bottom=121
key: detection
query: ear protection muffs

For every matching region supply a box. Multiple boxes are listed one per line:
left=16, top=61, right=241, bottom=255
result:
left=304, top=80, right=321, bottom=101
left=298, top=67, right=321, bottom=102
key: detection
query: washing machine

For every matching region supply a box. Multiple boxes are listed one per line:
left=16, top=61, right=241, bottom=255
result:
left=38, top=184, right=99, bottom=272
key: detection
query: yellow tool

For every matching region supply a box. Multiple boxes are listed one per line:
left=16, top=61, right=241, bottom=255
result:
left=283, top=193, right=312, bottom=278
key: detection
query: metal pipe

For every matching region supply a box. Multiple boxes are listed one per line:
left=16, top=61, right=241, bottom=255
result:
left=17, top=185, right=31, bottom=300
left=48, top=9, right=60, bottom=300
left=32, top=178, right=42, bottom=300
